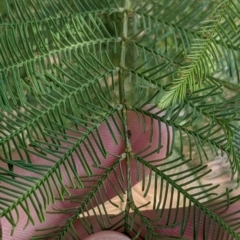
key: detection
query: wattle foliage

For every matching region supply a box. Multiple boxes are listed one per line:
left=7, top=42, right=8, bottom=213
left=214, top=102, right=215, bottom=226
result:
left=0, top=0, right=240, bottom=239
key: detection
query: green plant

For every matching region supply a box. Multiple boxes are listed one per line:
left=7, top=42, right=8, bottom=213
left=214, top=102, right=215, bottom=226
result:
left=1, top=0, right=240, bottom=239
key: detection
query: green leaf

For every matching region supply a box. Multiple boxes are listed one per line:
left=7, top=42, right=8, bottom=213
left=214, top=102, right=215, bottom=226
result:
left=1, top=0, right=240, bottom=239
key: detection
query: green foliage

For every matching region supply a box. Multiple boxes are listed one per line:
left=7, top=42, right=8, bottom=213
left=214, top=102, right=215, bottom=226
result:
left=0, top=0, right=240, bottom=239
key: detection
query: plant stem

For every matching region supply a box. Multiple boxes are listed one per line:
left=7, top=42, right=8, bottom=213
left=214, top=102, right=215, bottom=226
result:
left=119, top=0, right=134, bottom=235
left=119, top=0, right=128, bottom=103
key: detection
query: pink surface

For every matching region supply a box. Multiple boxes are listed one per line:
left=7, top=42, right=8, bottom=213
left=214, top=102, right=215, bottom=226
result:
left=0, top=106, right=173, bottom=239
left=1, top=106, right=239, bottom=239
